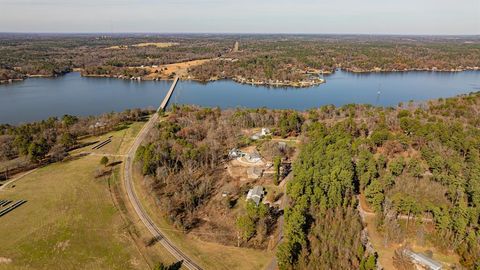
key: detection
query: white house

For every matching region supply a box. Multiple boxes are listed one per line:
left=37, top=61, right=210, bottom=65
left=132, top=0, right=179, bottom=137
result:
left=228, top=148, right=244, bottom=158
left=261, top=128, right=271, bottom=136
left=246, top=186, right=264, bottom=205
left=251, top=127, right=271, bottom=140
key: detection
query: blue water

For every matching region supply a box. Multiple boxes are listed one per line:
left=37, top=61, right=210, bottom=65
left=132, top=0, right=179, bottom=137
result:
left=1, top=70, right=479, bottom=124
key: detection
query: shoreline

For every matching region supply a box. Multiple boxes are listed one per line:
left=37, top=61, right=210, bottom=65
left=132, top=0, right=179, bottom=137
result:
left=2, top=67, right=479, bottom=87
left=343, top=66, right=479, bottom=73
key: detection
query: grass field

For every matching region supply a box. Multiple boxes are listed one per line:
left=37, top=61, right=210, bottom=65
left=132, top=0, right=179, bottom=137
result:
left=0, top=119, right=273, bottom=269
left=106, top=42, right=178, bottom=50
left=0, top=121, right=173, bottom=270
left=0, top=154, right=147, bottom=270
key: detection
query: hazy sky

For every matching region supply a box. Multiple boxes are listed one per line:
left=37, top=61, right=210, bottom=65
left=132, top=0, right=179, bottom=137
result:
left=1, top=0, right=479, bottom=34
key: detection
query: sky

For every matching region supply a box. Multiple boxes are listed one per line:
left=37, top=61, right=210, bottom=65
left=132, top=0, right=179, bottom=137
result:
left=0, top=0, right=479, bottom=35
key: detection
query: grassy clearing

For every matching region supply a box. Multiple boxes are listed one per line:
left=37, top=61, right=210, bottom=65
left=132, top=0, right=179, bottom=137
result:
left=73, top=121, right=145, bottom=156
left=106, top=43, right=178, bottom=50
left=0, top=155, right=146, bottom=270
left=132, top=43, right=179, bottom=48
left=132, top=168, right=274, bottom=270
left=364, top=215, right=459, bottom=269
left=0, top=120, right=174, bottom=270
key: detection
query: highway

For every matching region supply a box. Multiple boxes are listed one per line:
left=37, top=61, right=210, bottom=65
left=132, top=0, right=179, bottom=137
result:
left=123, top=77, right=203, bottom=270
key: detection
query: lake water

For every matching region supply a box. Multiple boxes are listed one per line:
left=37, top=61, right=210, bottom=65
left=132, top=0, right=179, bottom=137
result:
left=1, top=70, right=479, bottom=124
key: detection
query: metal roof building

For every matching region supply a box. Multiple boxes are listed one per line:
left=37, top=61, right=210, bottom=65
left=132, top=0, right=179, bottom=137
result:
left=404, top=249, right=443, bottom=270
left=246, top=186, right=264, bottom=205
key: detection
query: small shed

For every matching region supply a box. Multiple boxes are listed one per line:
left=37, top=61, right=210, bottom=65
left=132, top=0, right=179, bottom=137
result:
left=246, top=186, right=264, bottom=205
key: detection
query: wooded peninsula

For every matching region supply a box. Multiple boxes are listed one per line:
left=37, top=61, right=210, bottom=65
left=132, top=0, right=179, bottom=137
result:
left=1, top=34, right=479, bottom=87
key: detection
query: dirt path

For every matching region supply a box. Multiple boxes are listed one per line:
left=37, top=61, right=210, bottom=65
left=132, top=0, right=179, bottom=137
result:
left=357, top=195, right=433, bottom=222
left=0, top=169, right=38, bottom=191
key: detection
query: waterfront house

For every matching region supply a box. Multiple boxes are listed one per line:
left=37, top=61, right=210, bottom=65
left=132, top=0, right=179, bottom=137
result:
left=251, top=127, right=271, bottom=140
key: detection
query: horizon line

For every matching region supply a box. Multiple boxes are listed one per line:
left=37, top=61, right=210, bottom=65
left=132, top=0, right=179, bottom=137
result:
left=0, top=31, right=479, bottom=37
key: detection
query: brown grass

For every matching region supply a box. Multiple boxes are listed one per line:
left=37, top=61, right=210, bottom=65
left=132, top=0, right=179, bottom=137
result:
left=106, top=42, right=178, bottom=50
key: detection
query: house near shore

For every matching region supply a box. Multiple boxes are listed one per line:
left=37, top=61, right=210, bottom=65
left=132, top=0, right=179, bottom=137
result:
left=251, top=128, right=271, bottom=140
left=246, top=186, right=264, bottom=205
left=89, top=121, right=106, bottom=129
left=403, top=249, right=442, bottom=270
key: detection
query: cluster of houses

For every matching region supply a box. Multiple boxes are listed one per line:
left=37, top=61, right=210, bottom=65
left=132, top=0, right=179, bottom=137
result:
left=228, top=128, right=289, bottom=207
left=228, top=148, right=262, bottom=164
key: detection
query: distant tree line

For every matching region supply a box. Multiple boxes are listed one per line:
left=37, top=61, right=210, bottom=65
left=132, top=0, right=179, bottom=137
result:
left=278, top=92, right=480, bottom=269
left=0, top=109, right=151, bottom=169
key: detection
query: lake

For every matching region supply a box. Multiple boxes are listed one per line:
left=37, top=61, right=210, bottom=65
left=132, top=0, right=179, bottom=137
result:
left=1, top=70, right=479, bottom=124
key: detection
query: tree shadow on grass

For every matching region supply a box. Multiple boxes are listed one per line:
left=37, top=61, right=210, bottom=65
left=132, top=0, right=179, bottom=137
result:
left=154, top=261, right=183, bottom=270
left=108, top=161, right=123, bottom=167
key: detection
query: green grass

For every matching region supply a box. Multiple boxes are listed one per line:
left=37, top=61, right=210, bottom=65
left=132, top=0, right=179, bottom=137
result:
left=73, top=121, right=145, bottom=156
left=0, top=118, right=273, bottom=269
left=0, top=123, right=151, bottom=270
left=0, top=155, right=147, bottom=270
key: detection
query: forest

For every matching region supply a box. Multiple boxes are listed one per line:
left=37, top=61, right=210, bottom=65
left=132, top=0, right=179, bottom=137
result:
left=189, top=36, right=480, bottom=83
left=133, top=93, right=480, bottom=269
left=1, top=88, right=479, bottom=268
left=278, top=93, right=480, bottom=269
left=1, top=34, right=479, bottom=84
left=0, top=109, right=151, bottom=178
left=135, top=106, right=304, bottom=247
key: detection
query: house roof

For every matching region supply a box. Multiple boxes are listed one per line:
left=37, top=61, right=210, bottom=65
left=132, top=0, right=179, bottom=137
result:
left=246, top=186, right=264, bottom=205
left=404, top=250, right=442, bottom=270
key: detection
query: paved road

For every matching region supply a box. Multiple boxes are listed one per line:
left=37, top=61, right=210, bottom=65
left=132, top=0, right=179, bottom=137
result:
left=123, top=78, right=202, bottom=270
left=264, top=171, right=293, bottom=270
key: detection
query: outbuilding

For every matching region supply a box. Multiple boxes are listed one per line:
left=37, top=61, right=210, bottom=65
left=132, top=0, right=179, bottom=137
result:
left=403, top=249, right=442, bottom=270
left=246, top=186, right=264, bottom=205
